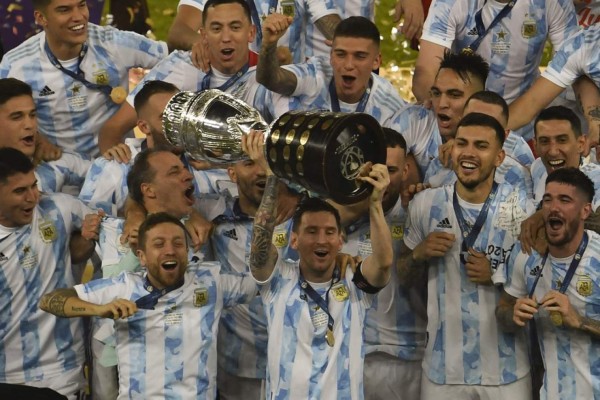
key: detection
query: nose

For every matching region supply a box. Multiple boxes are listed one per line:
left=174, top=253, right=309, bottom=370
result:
left=25, top=186, right=39, bottom=204
left=316, top=229, right=328, bottom=243
left=547, top=140, right=560, bottom=156
left=438, top=94, right=450, bottom=109
left=25, top=116, right=36, bottom=130
left=182, top=168, right=194, bottom=182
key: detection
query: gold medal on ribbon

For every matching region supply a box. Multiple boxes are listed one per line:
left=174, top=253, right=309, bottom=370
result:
left=110, top=86, right=127, bottom=104
left=550, top=311, right=563, bottom=327
left=325, top=327, right=335, bottom=347
left=332, top=283, right=349, bottom=302
left=461, top=47, right=474, bottom=55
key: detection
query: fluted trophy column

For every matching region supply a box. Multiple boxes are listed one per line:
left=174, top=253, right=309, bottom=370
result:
left=162, top=89, right=386, bottom=204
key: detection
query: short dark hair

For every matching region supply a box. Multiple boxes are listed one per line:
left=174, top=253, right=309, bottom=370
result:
left=546, top=167, right=595, bottom=204
left=437, top=51, right=489, bottom=88
left=0, top=78, right=33, bottom=107
left=0, top=147, right=35, bottom=184
left=465, top=90, right=509, bottom=122
left=333, top=16, right=380, bottom=46
left=202, top=0, right=251, bottom=25
left=133, top=80, right=179, bottom=114
left=127, top=148, right=166, bottom=205
left=383, top=127, right=407, bottom=152
left=534, top=105, right=582, bottom=138
left=292, top=197, right=341, bottom=233
left=138, top=212, right=189, bottom=251
left=31, top=0, right=52, bottom=10
left=457, top=112, right=505, bottom=146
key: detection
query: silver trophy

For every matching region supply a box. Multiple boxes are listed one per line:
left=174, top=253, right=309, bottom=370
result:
left=162, top=89, right=386, bottom=204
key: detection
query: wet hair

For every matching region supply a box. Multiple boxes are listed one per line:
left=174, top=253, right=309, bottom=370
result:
left=292, top=197, right=341, bottom=233
left=383, top=127, right=407, bottom=152
left=437, top=50, right=489, bottom=88
left=546, top=167, right=595, bottom=204
left=457, top=112, right=505, bottom=146
left=465, top=90, right=509, bottom=123
left=137, top=212, right=189, bottom=251
left=0, top=78, right=33, bottom=107
left=333, top=16, right=380, bottom=46
left=133, top=80, right=179, bottom=114
left=202, top=0, right=252, bottom=25
left=534, top=105, right=582, bottom=138
left=0, top=147, right=35, bottom=184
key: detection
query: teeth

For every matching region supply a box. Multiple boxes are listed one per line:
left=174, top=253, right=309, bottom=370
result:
left=461, top=161, right=477, bottom=169
left=548, top=160, right=564, bottom=166
left=71, top=24, right=84, bottom=31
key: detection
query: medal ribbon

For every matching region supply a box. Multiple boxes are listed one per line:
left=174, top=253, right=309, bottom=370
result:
left=464, top=0, right=517, bottom=53
left=527, top=231, right=589, bottom=298
left=452, top=181, right=499, bottom=264
left=200, top=63, right=249, bottom=91
left=43, top=40, right=113, bottom=97
left=299, top=265, right=340, bottom=339
left=328, top=78, right=372, bottom=113
left=135, top=275, right=185, bottom=310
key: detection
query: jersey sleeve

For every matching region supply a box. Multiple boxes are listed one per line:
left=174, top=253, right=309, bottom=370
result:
left=403, top=191, right=429, bottom=251
left=503, top=243, right=530, bottom=299
left=421, top=0, right=459, bottom=48
left=542, top=30, right=589, bottom=88
left=284, top=56, right=328, bottom=99
left=75, top=272, right=132, bottom=305
left=305, top=0, right=341, bottom=23
left=220, top=271, right=260, bottom=308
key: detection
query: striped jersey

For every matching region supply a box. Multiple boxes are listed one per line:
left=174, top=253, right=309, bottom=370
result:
left=36, top=152, right=92, bottom=193
left=283, top=56, right=408, bottom=125
left=422, top=0, right=578, bottom=139
left=542, top=24, right=600, bottom=89
left=342, top=196, right=427, bottom=361
left=258, top=259, right=373, bottom=399
left=127, top=50, right=292, bottom=123
left=404, top=182, right=535, bottom=384
left=0, top=193, right=91, bottom=393
left=530, top=158, right=600, bottom=211
left=75, top=265, right=257, bottom=399
left=505, top=235, right=600, bottom=400
left=0, top=24, right=168, bottom=157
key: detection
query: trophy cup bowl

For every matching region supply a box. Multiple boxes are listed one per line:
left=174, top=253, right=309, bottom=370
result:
left=162, top=90, right=386, bottom=204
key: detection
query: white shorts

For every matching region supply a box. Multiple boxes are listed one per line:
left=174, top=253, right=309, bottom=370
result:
left=364, top=351, right=422, bottom=400
left=420, top=373, right=532, bottom=400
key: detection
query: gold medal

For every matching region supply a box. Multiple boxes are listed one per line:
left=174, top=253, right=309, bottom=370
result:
left=110, top=86, right=127, bottom=104
left=550, top=311, right=563, bottom=327
left=461, top=47, right=474, bottom=55
left=325, top=327, right=335, bottom=347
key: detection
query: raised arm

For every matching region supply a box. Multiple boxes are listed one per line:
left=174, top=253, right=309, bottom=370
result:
left=412, top=40, right=446, bottom=102
left=167, top=5, right=203, bottom=52
left=98, top=102, right=137, bottom=154
left=256, top=14, right=298, bottom=96
left=39, top=288, right=137, bottom=319
left=244, top=131, right=279, bottom=281
left=507, top=77, right=564, bottom=132
left=573, top=76, right=600, bottom=147
left=357, top=164, right=393, bottom=288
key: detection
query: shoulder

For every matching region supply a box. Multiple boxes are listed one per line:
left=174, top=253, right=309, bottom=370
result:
left=0, top=32, right=43, bottom=69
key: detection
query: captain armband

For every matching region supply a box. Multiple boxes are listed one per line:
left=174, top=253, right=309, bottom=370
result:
left=352, top=262, right=384, bottom=294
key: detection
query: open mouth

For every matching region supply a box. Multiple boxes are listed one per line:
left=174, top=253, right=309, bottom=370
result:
left=161, top=261, right=177, bottom=271
left=548, top=159, right=566, bottom=169
left=255, top=179, right=266, bottom=189
left=547, top=216, right=564, bottom=230
left=221, top=48, right=234, bottom=57
left=70, top=24, right=86, bottom=32
left=21, top=135, right=35, bottom=145
left=184, top=185, right=195, bottom=202
left=460, top=160, right=478, bottom=170
left=341, top=75, right=356, bottom=85
left=314, top=249, right=328, bottom=258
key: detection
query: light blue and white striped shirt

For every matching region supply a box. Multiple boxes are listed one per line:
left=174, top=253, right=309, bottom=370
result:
left=0, top=24, right=168, bottom=157
left=404, top=183, right=534, bottom=384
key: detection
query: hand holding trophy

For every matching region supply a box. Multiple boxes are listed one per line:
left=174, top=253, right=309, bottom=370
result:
left=162, top=89, right=386, bottom=204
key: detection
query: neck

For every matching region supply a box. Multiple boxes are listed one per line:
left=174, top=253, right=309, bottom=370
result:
left=300, top=262, right=336, bottom=283
left=238, top=196, right=258, bottom=217
left=46, top=35, right=83, bottom=60
left=212, top=61, right=247, bottom=77
left=456, top=177, right=494, bottom=204
left=548, top=229, right=585, bottom=259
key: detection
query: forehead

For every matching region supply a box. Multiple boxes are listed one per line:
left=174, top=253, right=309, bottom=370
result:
left=205, top=3, right=249, bottom=23
left=143, top=92, right=176, bottom=115
left=386, top=146, right=406, bottom=166
left=149, top=152, right=182, bottom=170
left=434, top=68, right=480, bottom=91
left=0, top=171, right=36, bottom=190
left=545, top=181, right=580, bottom=198
left=0, top=95, right=35, bottom=114
left=455, top=124, right=495, bottom=141
left=464, top=100, right=502, bottom=118
left=535, top=119, right=575, bottom=138
left=298, top=211, right=338, bottom=229
left=332, top=36, right=377, bottom=52
left=145, top=222, right=187, bottom=240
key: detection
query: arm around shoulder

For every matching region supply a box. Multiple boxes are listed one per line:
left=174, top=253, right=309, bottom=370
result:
left=39, top=288, right=138, bottom=319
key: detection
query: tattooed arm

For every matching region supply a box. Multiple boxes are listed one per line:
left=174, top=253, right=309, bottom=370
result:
left=39, top=288, right=138, bottom=319
left=573, top=76, right=600, bottom=147
left=314, top=14, right=342, bottom=41
left=243, top=131, right=280, bottom=282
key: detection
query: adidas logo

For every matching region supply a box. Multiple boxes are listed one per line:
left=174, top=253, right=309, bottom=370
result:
left=0, top=252, right=7, bottom=262
left=223, top=228, right=238, bottom=240
left=436, top=217, right=452, bottom=229
left=467, top=27, right=479, bottom=36
left=530, top=265, right=543, bottom=277
left=39, top=86, right=55, bottom=96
